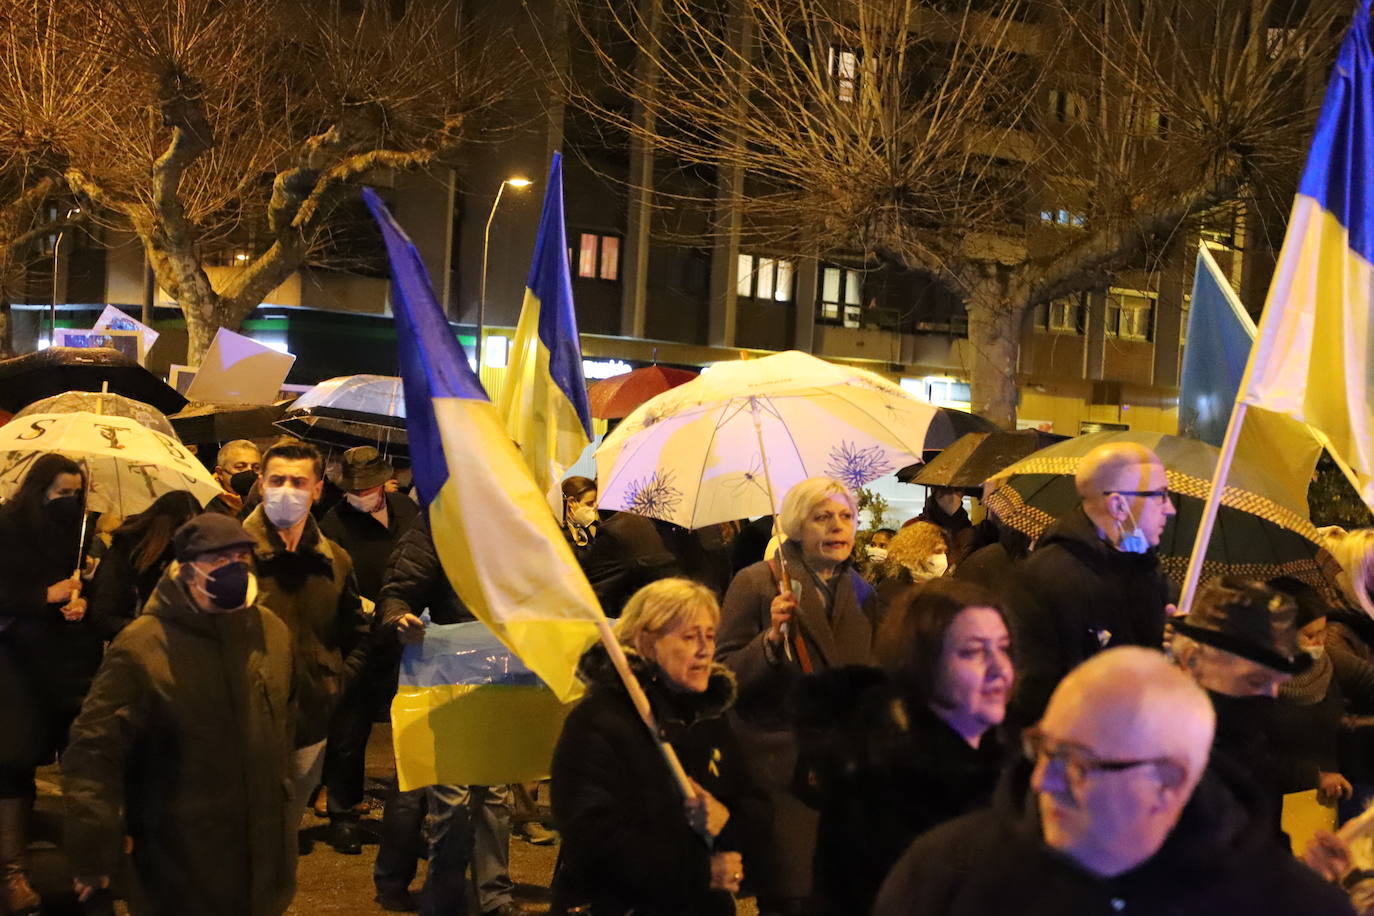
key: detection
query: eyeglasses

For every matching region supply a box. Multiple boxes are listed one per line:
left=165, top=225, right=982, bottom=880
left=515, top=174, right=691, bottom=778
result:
left=1022, top=727, right=1185, bottom=789
left=1102, top=489, right=1172, bottom=501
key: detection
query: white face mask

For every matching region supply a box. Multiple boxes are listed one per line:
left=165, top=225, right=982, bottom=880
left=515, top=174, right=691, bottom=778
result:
left=346, top=490, right=385, bottom=514
left=569, top=504, right=599, bottom=528
left=865, top=545, right=889, bottom=562
left=263, top=485, right=313, bottom=529
left=926, top=553, right=949, bottom=577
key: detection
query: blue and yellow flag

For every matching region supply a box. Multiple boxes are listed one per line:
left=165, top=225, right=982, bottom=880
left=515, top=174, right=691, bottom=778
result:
left=362, top=187, right=603, bottom=706
left=390, top=621, right=573, bottom=790
left=1180, top=247, right=1320, bottom=511
left=497, top=152, right=594, bottom=501
left=1241, top=2, right=1374, bottom=507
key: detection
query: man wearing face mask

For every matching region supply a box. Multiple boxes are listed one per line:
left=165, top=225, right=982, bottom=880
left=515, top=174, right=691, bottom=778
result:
left=62, top=514, right=298, bottom=915
left=1010, top=442, right=1177, bottom=727
left=318, top=447, right=418, bottom=855
left=242, top=439, right=370, bottom=844
left=207, top=439, right=262, bottom=517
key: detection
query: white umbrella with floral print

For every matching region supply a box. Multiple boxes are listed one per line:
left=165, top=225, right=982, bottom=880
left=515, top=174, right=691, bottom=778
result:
left=595, top=351, right=948, bottom=529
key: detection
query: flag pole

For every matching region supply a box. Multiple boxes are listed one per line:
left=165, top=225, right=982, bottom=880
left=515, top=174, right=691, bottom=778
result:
left=1177, top=400, right=1250, bottom=616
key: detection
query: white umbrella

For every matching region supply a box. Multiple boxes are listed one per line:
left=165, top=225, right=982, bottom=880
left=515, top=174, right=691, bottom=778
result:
left=0, top=411, right=222, bottom=516
left=595, top=351, right=946, bottom=529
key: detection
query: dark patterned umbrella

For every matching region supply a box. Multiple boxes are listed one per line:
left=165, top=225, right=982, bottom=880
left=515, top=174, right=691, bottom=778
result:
left=984, top=431, right=1341, bottom=602
left=0, top=347, right=186, bottom=414
left=171, top=400, right=291, bottom=445
left=899, top=429, right=1068, bottom=490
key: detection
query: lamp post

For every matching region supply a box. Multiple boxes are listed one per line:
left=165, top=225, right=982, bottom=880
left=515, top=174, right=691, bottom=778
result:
left=477, top=176, right=531, bottom=372
left=49, top=207, right=81, bottom=345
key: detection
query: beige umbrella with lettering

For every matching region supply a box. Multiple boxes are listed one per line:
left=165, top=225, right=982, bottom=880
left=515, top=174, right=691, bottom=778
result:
left=0, top=410, right=221, bottom=516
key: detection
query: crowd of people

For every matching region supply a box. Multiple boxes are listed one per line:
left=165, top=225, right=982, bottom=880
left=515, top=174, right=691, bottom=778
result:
left=3, top=433, right=1374, bottom=915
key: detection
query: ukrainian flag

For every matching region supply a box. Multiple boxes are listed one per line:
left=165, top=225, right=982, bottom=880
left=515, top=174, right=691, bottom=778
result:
left=1179, top=246, right=1320, bottom=511
left=390, top=621, right=572, bottom=790
left=497, top=152, right=594, bottom=502
left=1241, top=1, right=1374, bottom=508
left=362, top=187, right=603, bottom=710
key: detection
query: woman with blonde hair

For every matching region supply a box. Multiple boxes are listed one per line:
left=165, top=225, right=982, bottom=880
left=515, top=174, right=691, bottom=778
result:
left=874, top=521, right=949, bottom=621
left=716, top=476, right=875, bottom=916
left=551, top=578, right=752, bottom=916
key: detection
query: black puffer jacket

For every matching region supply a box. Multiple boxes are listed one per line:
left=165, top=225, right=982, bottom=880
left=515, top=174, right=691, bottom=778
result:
left=377, top=515, right=474, bottom=628
left=1012, top=506, right=1171, bottom=725
left=792, top=666, right=1007, bottom=916
left=550, top=644, right=755, bottom=916
left=874, top=756, right=1356, bottom=916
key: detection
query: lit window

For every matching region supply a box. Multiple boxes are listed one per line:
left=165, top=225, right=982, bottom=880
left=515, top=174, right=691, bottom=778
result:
left=1106, top=288, right=1156, bottom=342
left=737, top=253, right=794, bottom=302
left=1046, top=295, right=1086, bottom=335
left=829, top=46, right=859, bottom=102
left=575, top=232, right=622, bottom=281
left=600, top=236, right=620, bottom=281
left=578, top=234, right=598, bottom=279
left=819, top=265, right=863, bottom=327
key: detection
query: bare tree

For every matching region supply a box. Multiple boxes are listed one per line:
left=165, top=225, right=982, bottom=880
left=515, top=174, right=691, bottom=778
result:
left=0, top=0, right=521, bottom=361
left=570, top=0, right=1342, bottom=426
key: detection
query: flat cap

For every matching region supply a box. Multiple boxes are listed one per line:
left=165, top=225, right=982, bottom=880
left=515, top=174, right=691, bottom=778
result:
left=173, top=513, right=257, bottom=562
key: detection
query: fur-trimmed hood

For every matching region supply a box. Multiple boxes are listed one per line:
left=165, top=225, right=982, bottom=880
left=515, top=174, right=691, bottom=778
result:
left=576, top=640, right=737, bottom=723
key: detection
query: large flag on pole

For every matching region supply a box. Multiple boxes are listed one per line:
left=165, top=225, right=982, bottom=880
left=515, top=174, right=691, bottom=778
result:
left=361, top=187, right=601, bottom=703
left=1240, top=1, right=1374, bottom=508
left=1179, top=246, right=1321, bottom=511
left=497, top=152, right=593, bottom=503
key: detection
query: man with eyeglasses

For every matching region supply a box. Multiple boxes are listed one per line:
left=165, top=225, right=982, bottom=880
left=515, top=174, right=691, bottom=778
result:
left=874, top=647, right=1354, bottom=915
left=1010, top=442, right=1177, bottom=726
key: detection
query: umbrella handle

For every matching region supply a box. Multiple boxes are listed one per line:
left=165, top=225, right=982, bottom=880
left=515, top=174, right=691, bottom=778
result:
left=750, top=397, right=793, bottom=663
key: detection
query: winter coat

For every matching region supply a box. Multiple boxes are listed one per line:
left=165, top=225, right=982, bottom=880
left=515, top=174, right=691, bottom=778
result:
left=84, top=530, right=174, bottom=640
left=62, top=568, right=297, bottom=916
left=1011, top=506, right=1171, bottom=725
left=1273, top=651, right=1344, bottom=789
left=1327, top=608, right=1374, bottom=780
left=716, top=539, right=876, bottom=902
left=953, top=529, right=1036, bottom=636
left=873, top=757, right=1356, bottom=916
left=319, top=492, right=419, bottom=602
left=791, top=666, right=1007, bottom=916
left=581, top=513, right=738, bottom=617
left=243, top=507, right=368, bottom=747
left=550, top=645, right=755, bottom=916
left=0, top=505, right=102, bottom=770
left=377, top=515, right=474, bottom=628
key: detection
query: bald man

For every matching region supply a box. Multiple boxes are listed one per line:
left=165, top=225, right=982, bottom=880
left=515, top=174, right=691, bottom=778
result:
left=1008, top=441, right=1177, bottom=725
left=874, top=647, right=1355, bottom=915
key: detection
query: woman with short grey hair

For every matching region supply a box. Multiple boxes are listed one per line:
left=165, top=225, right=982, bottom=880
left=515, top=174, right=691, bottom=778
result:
left=715, top=476, right=876, bottom=916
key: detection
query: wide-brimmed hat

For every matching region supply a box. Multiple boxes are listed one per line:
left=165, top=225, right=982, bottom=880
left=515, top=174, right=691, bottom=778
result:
left=337, top=446, right=393, bottom=491
left=1173, top=576, right=1312, bottom=675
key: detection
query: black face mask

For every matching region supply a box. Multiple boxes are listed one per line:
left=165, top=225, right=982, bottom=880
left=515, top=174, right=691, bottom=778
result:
left=192, top=561, right=252, bottom=610
left=229, top=470, right=258, bottom=499
left=46, top=494, right=83, bottom=526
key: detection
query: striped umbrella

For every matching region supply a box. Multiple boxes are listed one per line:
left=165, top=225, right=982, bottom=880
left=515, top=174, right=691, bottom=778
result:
left=985, top=430, right=1341, bottom=602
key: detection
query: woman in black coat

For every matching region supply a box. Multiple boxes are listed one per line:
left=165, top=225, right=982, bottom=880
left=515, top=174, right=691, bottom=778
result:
left=794, top=578, right=1014, bottom=916
left=551, top=578, right=754, bottom=916
left=85, top=489, right=201, bottom=639
left=0, top=453, right=100, bottom=915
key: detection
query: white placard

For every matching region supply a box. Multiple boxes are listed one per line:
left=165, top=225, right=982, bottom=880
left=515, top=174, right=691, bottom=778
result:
left=184, top=328, right=295, bottom=406
left=93, top=306, right=159, bottom=361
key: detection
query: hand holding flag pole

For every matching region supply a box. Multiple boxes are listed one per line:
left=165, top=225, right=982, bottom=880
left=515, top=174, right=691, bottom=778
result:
left=361, top=184, right=695, bottom=803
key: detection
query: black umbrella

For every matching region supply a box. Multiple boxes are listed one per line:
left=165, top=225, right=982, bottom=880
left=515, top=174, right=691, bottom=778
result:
left=0, top=347, right=186, bottom=414
left=893, top=407, right=1000, bottom=478
left=984, top=431, right=1342, bottom=604
left=898, top=429, right=1069, bottom=491
left=274, top=375, right=407, bottom=458
left=171, top=400, right=291, bottom=445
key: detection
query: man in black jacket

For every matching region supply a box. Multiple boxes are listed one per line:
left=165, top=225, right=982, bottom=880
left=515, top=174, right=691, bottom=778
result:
left=875, top=647, right=1355, bottom=916
left=375, top=519, right=518, bottom=916
left=1010, top=441, right=1176, bottom=725
left=317, top=447, right=419, bottom=855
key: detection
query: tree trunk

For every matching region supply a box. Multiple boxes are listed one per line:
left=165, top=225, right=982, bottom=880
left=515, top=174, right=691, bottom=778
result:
left=967, top=304, right=1023, bottom=429
left=0, top=298, right=11, bottom=358
left=184, top=308, right=223, bottom=365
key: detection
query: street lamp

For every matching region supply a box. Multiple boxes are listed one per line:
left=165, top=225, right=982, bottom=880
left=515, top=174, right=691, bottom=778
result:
left=50, top=207, right=81, bottom=345
left=477, top=176, right=532, bottom=372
